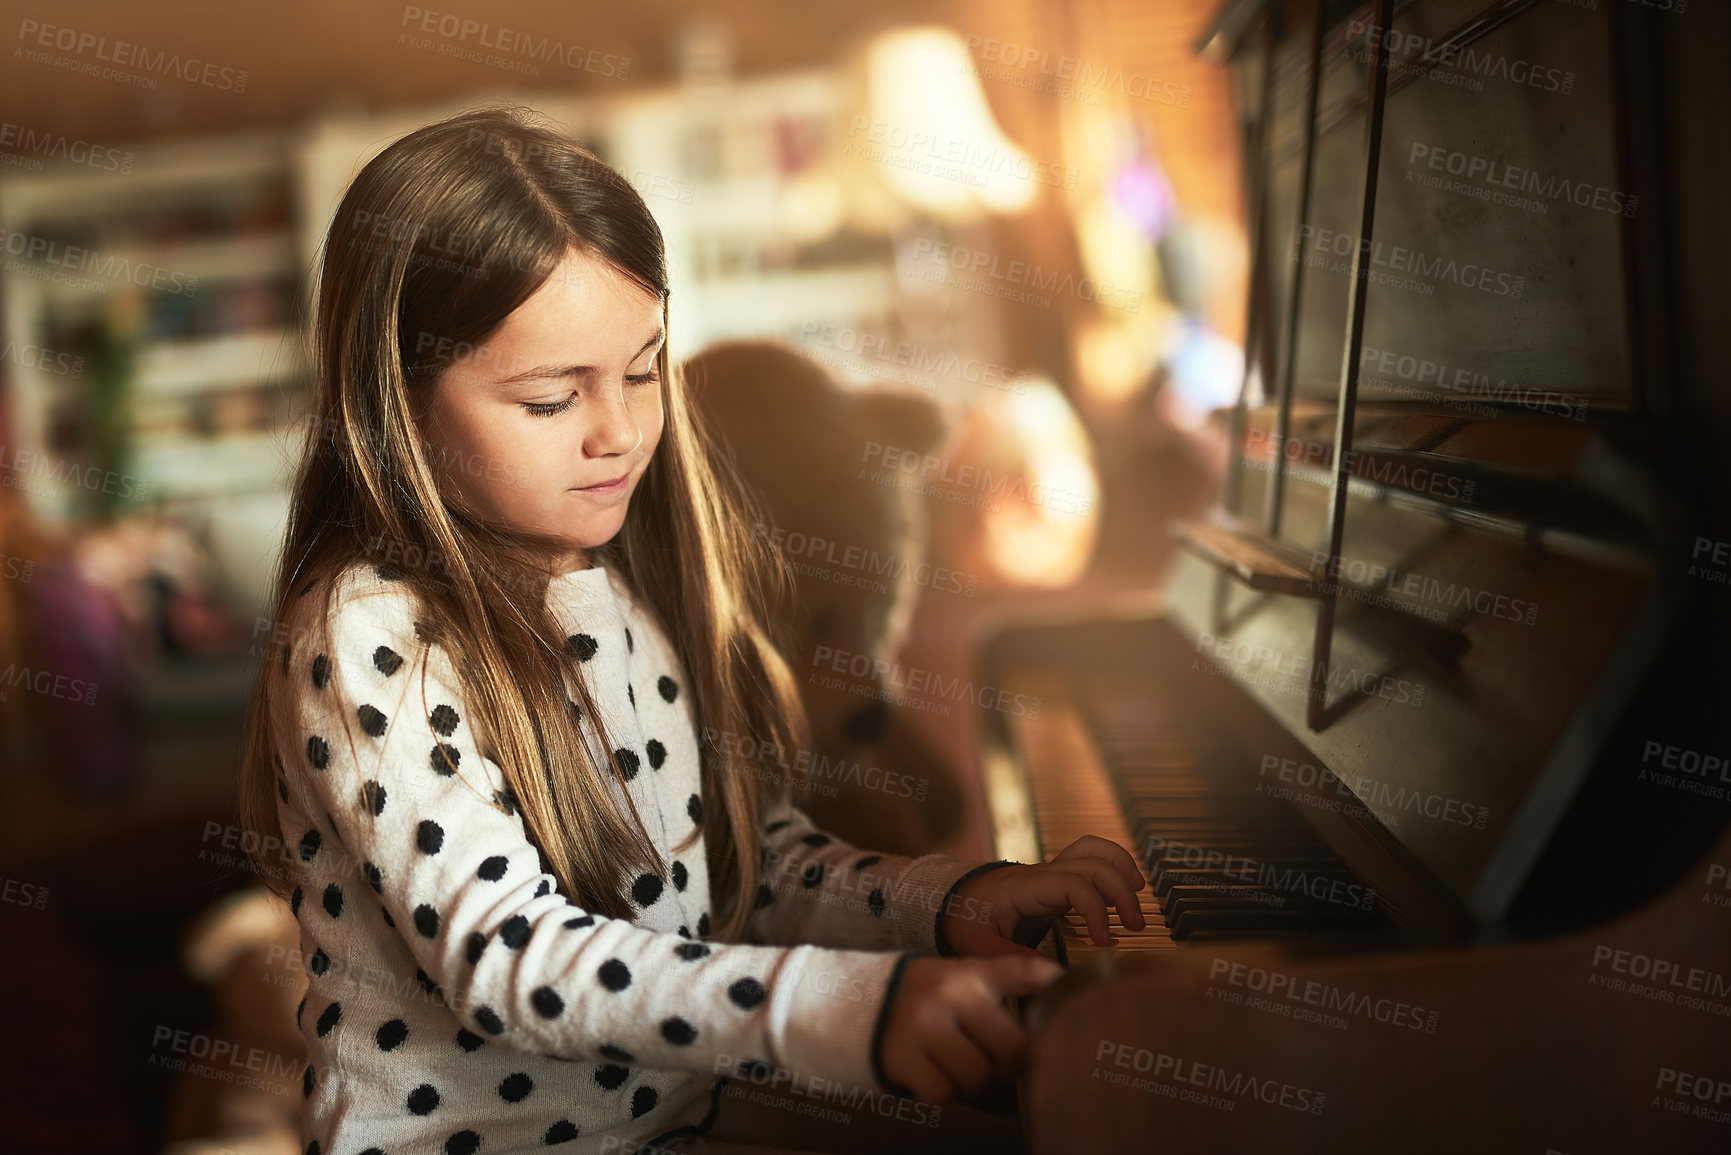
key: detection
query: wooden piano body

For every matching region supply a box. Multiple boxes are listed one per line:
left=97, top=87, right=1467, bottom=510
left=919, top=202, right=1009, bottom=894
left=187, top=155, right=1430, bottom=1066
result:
left=980, top=0, right=1731, bottom=1150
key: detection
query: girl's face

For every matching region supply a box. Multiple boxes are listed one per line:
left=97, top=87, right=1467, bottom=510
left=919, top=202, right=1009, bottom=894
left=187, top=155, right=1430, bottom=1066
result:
left=418, top=247, right=666, bottom=571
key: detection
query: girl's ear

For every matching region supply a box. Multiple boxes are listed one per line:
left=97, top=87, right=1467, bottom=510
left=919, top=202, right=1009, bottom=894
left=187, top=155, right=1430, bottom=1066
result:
left=851, top=389, right=949, bottom=458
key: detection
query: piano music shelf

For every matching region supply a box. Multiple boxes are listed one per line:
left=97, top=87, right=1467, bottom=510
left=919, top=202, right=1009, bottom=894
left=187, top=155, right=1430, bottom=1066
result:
left=1169, top=515, right=1326, bottom=596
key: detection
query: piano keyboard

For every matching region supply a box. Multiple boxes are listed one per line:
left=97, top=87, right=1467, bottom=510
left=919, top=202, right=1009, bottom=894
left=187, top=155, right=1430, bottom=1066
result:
left=1002, top=681, right=1175, bottom=964
left=999, top=674, right=1384, bottom=964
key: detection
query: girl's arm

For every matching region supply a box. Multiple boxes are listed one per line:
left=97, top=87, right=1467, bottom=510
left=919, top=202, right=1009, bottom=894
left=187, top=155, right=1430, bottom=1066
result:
left=278, top=571, right=912, bottom=1096
left=743, top=796, right=1015, bottom=955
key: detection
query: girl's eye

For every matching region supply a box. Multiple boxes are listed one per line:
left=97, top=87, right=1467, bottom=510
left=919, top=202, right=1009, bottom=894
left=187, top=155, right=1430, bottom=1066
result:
left=522, top=393, right=578, bottom=418
left=626, top=371, right=660, bottom=387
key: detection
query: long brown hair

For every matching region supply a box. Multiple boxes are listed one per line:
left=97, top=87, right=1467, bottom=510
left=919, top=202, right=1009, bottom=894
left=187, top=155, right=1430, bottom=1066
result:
left=237, top=105, right=808, bottom=938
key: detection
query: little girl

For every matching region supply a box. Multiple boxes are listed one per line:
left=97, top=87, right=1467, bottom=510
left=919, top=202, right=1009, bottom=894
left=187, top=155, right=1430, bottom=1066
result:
left=238, top=106, right=1145, bottom=1155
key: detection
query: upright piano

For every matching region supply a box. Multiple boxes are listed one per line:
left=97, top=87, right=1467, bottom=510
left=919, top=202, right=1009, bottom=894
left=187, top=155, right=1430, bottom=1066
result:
left=980, top=0, right=1731, bottom=1150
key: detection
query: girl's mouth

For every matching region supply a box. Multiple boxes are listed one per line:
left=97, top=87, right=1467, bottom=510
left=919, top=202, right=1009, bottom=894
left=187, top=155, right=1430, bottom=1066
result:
left=575, top=473, right=629, bottom=495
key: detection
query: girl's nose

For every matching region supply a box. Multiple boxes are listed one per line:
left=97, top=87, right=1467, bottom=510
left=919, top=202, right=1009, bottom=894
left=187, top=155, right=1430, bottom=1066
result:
left=588, top=384, right=643, bottom=456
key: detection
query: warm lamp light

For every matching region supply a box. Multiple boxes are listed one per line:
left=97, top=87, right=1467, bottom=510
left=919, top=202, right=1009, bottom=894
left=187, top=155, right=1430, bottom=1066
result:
left=858, top=28, right=1038, bottom=222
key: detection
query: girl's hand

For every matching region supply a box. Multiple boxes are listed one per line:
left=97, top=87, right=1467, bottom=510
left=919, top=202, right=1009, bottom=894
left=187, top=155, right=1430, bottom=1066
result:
left=879, top=955, right=1065, bottom=1104
left=942, top=835, right=1148, bottom=959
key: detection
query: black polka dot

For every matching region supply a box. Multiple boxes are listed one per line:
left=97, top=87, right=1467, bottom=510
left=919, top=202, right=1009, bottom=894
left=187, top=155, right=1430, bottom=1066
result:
left=431, top=743, right=459, bottom=776
left=456, top=1028, right=485, bottom=1052
left=624, top=627, right=633, bottom=653
left=564, top=915, right=595, bottom=930
left=600, top=1044, right=634, bottom=1062
left=697, top=912, right=711, bottom=937
left=415, top=968, right=439, bottom=996
left=628, top=684, right=635, bottom=709
left=728, top=978, right=766, bottom=1010
left=298, top=828, right=321, bottom=862
left=303, top=1063, right=315, bottom=1098
left=407, top=1083, right=440, bottom=1115
left=466, top=932, right=487, bottom=965
left=417, top=820, right=445, bottom=855
left=500, top=915, right=532, bottom=950
left=632, top=874, right=663, bottom=907
left=373, top=646, right=404, bottom=676
left=308, top=948, right=330, bottom=977
left=357, top=705, right=387, bottom=737
left=376, top=1019, right=409, bottom=1050
left=534, top=879, right=551, bottom=898
left=446, top=1132, right=480, bottom=1155
left=802, top=833, right=832, bottom=849
left=658, top=676, right=679, bottom=702
left=307, top=736, right=329, bottom=770
left=430, top=705, right=460, bottom=736
left=868, top=887, right=886, bottom=917
left=296, top=993, right=307, bottom=1025
left=311, top=655, right=330, bottom=690
left=477, top=855, right=508, bottom=881
left=687, top=794, right=703, bottom=825
left=306, top=1142, right=320, bottom=1155
left=545, top=1119, right=579, bottom=1144
left=595, top=1065, right=629, bottom=1091
left=671, top=861, right=688, bottom=892
left=661, top=1017, right=697, bottom=1045
left=764, top=819, right=790, bottom=834
left=615, top=748, right=640, bottom=781
left=646, top=739, right=667, bottom=769
left=380, top=905, right=395, bottom=928
left=499, top=1072, right=534, bottom=1102
left=598, top=959, right=631, bottom=991
left=631, top=1085, right=659, bottom=1118
left=854, top=855, right=882, bottom=871
left=363, top=861, right=383, bottom=892
left=494, top=785, right=520, bottom=816
left=376, top=564, right=404, bottom=582
left=566, top=634, right=598, bottom=662
left=677, top=925, right=691, bottom=939
left=322, top=884, right=343, bottom=918
left=362, top=780, right=387, bottom=816
left=316, top=1001, right=342, bottom=1037
left=532, top=986, right=565, bottom=1019
left=565, top=698, right=583, bottom=724
left=802, top=863, right=824, bottom=889
left=474, top=1006, right=505, bottom=1035
left=754, top=883, right=774, bottom=910
left=414, top=904, right=440, bottom=938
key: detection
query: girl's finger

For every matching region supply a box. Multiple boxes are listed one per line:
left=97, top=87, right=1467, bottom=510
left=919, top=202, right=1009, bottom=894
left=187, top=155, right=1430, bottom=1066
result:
left=978, top=953, right=1067, bottom=997
left=1022, top=872, right=1112, bottom=945
left=926, top=1022, right=995, bottom=1097
left=954, top=994, right=1028, bottom=1077
left=1054, top=835, right=1147, bottom=892
left=1051, top=855, right=1146, bottom=933
left=899, top=1048, right=957, bottom=1106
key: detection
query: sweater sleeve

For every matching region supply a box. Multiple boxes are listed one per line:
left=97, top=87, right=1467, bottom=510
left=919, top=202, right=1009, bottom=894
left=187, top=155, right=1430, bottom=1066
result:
left=277, top=569, right=911, bottom=1095
left=743, top=791, right=1015, bottom=955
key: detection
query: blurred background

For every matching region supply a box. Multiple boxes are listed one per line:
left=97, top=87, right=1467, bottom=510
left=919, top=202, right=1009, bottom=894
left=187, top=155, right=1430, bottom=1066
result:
left=0, top=1, right=1250, bottom=1150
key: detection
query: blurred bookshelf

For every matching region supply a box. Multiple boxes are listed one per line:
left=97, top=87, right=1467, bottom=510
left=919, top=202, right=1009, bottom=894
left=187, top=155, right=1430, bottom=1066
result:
left=594, top=69, right=898, bottom=361
left=0, top=129, right=310, bottom=612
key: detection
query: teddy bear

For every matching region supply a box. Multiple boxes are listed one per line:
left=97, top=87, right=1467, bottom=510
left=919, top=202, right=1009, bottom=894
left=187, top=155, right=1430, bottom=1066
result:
left=160, top=883, right=306, bottom=1155
left=682, top=339, right=969, bottom=856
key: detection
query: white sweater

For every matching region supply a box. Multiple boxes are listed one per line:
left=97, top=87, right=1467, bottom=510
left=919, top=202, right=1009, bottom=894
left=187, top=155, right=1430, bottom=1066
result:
left=273, top=559, right=995, bottom=1154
